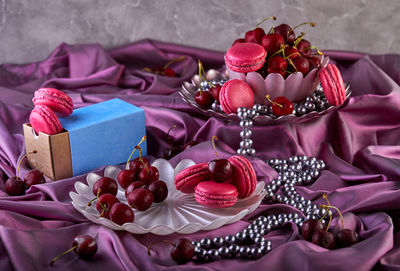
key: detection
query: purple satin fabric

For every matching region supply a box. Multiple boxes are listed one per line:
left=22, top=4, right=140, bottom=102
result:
left=0, top=39, right=400, bottom=271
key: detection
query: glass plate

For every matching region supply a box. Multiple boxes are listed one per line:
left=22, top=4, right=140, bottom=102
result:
left=70, top=158, right=266, bottom=235
left=179, top=69, right=351, bottom=124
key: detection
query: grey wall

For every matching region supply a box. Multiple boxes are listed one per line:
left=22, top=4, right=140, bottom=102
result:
left=0, top=0, right=399, bottom=64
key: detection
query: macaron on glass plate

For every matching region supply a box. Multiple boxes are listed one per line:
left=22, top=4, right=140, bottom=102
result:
left=179, top=68, right=351, bottom=124
left=70, top=158, right=266, bottom=235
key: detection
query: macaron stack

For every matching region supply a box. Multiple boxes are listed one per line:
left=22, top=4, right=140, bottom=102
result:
left=174, top=155, right=257, bottom=208
left=29, top=88, right=73, bottom=135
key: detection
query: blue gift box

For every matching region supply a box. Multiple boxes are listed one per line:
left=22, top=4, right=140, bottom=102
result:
left=59, top=98, right=147, bottom=176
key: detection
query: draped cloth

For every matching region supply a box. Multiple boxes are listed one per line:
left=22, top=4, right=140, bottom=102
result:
left=0, top=40, right=399, bottom=271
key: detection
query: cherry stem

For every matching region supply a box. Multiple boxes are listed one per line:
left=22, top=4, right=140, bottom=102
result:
left=16, top=150, right=37, bottom=180
left=256, top=16, right=277, bottom=27
left=126, top=136, right=147, bottom=170
left=266, top=95, right=283, bottom=109
left=271, top=44, right=287, bottom=57
left=147, top=240, right=176, bottom=256
left=292, top=22, right=316, bottom=31
left=285, top=52, right=301, bottom=59
left=322, top=193, right=331, bottom=206
left=136, top=146, right=149, bottom=173
left=167, top=125, right=177, bottom=137
left=197, top=59, right=214, bottom=94
left=99, top=202, right=106, bottom=217
left=164, top=56, right=186, bottom=69
left=87, top=189, right=101, bottom=206
left=307, top=46, right=323, bottom=55
left=49, top=245, right=78, bottom=266
left=211, top=136, right=219, bottom=159
left=287, top=58, right=297, bottom=72
left=321, top=204, right=345, bottom=230
left=293, top=32, right=305, bottom=47
left=142, top=67, right=152, bottom=73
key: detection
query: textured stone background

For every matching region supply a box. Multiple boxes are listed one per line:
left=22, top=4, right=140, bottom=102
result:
left=0, top=0, right=399, bottom=64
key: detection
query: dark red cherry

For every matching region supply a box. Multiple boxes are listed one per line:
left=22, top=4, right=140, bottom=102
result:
left=164, top=68, right=177, bottom=77
left=245, top=28, right=265, bottom=44
left=138, top=166, right=159, bottom=185
left=170, top=238, right=195, bottom=264
left=208, top=159, right=233, bottom=182
left=273, top=24, right=295, bottom=44
left=232, top=38, right=246, bottom=47
left=110, top=202, right=134, bottom=225
left=284, top=46, right=301, bottom=59
left=125, top=181, right=146, bottom=198
left=129, top=157, right=150, bottom=177
left=261, top=33, right=284, bottom=55
left=96, top=193, right=119, bottom=219
left=148, top=180, right=168, bottom=203
left=5, top=177, right=26, bottom=196
left=289, top=56, right=310, bottom=76
left=307, top=56, right=321, bottom=70
left=312, top=230, right=335, bottom=249
left=93, top=177, right=118, bottom=196
left=301, top=219, right=325, bottom=241
left=209, top=85, right=222, bottom=101
left=163, top=147, right=181, bottom=160
left=336, top=228, right=360, bottom=248
left=127, top=188, right=154, bottom=211
left=50, top=235, right=97, bottom=265
left=24, top=169, right=45, bottom=187
left=270, top=96, right=294, bottom=116
left=267, top=56, right=288, bottom=73
left=297, top=39, right=311, bottom=57
left=195, top=91, right=213, bottom=108
left=117, top=169, right=136, bottom=189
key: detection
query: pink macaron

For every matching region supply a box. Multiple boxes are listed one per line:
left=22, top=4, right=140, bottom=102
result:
left=228, top=155, right=257, bottom=199
left=225, top=42, right=267, bottom=73
left=319, top=64, right=346, bottom=106
left=32, top=88, right=73, bottom=116
left=29, top=105, right=63, bottom=135
left=174, top=163, right=210, bottom=193
left=195, top=180, right=238, bottom=208
left=219, top=79, right=254, bottom=114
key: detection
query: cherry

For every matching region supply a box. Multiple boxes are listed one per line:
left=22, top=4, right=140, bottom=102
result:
left=125, top=181, right=146, bottom=198
left=138, top=166, right=159, bottom=185
left=195, top=91, right=213, bottom=108
left=208, top=136, right=232, bottom=182
left=127, top=187, right=154, bottom=211
left=93, top=177, right=118, bottom=197
left=261, top=33, right=284, bottom=55
left=129, top=157, right=150, bottom=177
left=307, top=56, right=321, bottom=70
left=5, top=177, right=26, bottom=196
left=312, top=230, right=335, bottom=249
left=232, top=38, right=246, bottom=47
left=148, top=180, right=168, bottom=203
left=289, top=56, right=310, bottom=76
left=245, top=27, right=265, bottom=44
left=170, top=238, right=195, bottom=264
left=267, top=56, right=288, bottom=75
left=183, top=140, right=198, bottom=151
left=297, top=39, right=311, bottom=57
left=284, top=46, right=301, bottom=59
left=164, top=68, right=177, bottom=77
left=96, top=193, right=119, bottom=219
left=301, top=219, right=325, bottom=241
left=266, top=95, right=294, bottom=116
left=49, top=235, right=97, bottom=265
left=163, top=147, right=181, bottom=160
left=273, top=24, right=295, bottom=44
left=110, top=202, right=134, bottom=225
left=117, top=169, right=137, bottom=189
left=336, top=228, right=360, bottom=248
left=24, top=169, right=45, bottom=187
left=209, top=85, right=222, bottom=101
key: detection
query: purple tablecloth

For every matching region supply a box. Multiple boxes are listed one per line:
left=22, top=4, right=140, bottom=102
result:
left=1, top=40, right=400, bottom=271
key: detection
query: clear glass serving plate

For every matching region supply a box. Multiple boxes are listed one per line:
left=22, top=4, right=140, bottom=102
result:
left=70, top=158, right=266, bottom=235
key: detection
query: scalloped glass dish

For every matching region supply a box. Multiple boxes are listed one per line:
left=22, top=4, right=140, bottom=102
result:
left=70, top=159, right=266, bottom=235
left=179, top=68, right=351, bottom=124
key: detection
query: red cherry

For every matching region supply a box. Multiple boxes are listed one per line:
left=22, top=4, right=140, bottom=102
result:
left=93, top=177, right=118, bottom=197
left=261, top=33, right=284, bottom=55
left=23, top=169, right=45, bottom=187
left=194, top=91, right=213, bottom=108
left=127, top=188, right=154, bottom=211
left=284, top=46, right=301, bottom=59
left=170, top=238, right=195, bottom=264
left=232, top=38, right=246, bottom=47
left=245, top=28, right=265, bottom=44
left=125, top=181, right=146, bottom=198
left=50, top=235, right=97, bottom=265
left=110, top=202, right=134, bottom=225
left=163, top=147, right=181, bottom=160
left=273, top=24, right=295, bottom=44
left=208, top=159, right=233, bottom=182
left=96, top=193, right=119, bottom=219
left=336, top=228, right=360, bottom=248
left=267, top=56, right=288, bottom=76
left=117, top=169, right=136, bottom=189
left=307, top=56, right=321, bottom=70
left=138, top=166, right=159, bottom=185
left=148, top=180, right=168, bottom=203
left=209, top=85, right=222, bottom=101
left=312, top=230, right=335, bottom=249
left=164, top=68, right=177, bottom=77
left=268, top=96, right=294, bottom=116
left=297, top=39, right=311, bottom=57
left=301, top=219, right=325, bottom=241
left=289, top=56, right=310, bottom=76
left=129, top=157, right=151, bottom=177
left=5, top=177, right=26, bottom=196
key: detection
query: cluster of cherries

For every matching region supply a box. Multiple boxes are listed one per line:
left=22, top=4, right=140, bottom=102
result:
left=163, top=125, right=198, bottom=160
left=233, top=17, right=322, bottom=78
left=143, top=56, right=186, bottom=78
left=88, top=137, right=168, bottom=225
left=5, top=150, right=46, bottom=196
left=301, top=194, right=360, bottom=249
